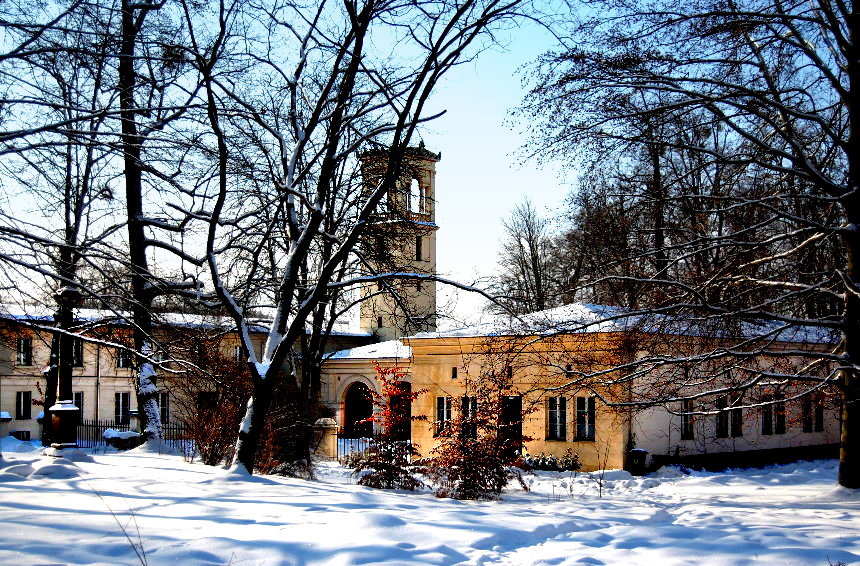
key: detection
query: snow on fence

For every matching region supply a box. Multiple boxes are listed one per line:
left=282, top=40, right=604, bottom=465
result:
left=77, top=419, right=192, bottom=454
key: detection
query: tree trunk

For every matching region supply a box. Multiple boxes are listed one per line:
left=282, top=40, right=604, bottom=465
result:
left=232, top=378, right=275, bottom=474
left=41, top=341, right=59, bottom=447
left=119, top=0, right=161, bottom=441
left=839, top=202, right=860, bottom=488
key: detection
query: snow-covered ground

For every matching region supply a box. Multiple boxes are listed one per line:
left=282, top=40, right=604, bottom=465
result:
left=1, top=437, right=858, bottom=565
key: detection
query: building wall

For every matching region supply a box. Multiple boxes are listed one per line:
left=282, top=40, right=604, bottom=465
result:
left=405, top=334, right=630, bottom=471
left=321, top=331, right=842, bottom=473
left=632, top=391, right=841, bottom=461
left=628, top=336, right=841, bottom=465
left=0, top=322, right=268, bottom=440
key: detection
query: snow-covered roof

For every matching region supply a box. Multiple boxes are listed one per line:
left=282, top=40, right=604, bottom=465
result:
left=0, top=303, right=368, bottom=337
left=409, top=303, right=836, bottom=344
left=0, top=304, right=272, bottom=333
left=327, top=340, right=412, bottom=360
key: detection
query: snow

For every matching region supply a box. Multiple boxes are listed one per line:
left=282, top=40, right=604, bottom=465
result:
left=411, top=302, right=837, bottom=344
left=328, top=339, right=412, bottom=360
left=102, top=429, right=141, bottom=440
left=0, top=436, right=857, bottom=565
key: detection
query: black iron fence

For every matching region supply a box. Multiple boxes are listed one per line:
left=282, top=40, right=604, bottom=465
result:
left=337, top=434, right=372, bottom=460
left=77, top=419, right=193, bottom=454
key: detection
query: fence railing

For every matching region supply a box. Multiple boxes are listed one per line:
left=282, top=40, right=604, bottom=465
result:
left=337, top=434, right=371, bottom=459
left=77, top=419, right=193, bottom=455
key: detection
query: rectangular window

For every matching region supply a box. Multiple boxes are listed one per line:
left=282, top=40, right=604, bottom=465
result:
left=415, top=236, right=423, bottom=261
left=547, top=396, right=567, bottom=441
left=761, top=396, right=774, bottom=436
left=435, top=396, right=452, bottom=436
left=715, top=397, right=728, bottom=438
left=117, top=348, right=133, bottom=369
left=74, top=391, right=84, bottom=419
left=416, top=280, right=423, bottom=292
left=115, top=392, right=130, bottom=425
left=575, top=396, right=595, bottom=441
left=461, top=396, right=477, bottom=439
left=762, top=394, right=785, bottom=435
left=72, top=338, right=84, bottom=367
left=377, top=316, right=383, bottom=329
left=160, top=391, right=170, bottom=424
left=15, top=391, right=32, bottom=420
left=731, top=404, right=743, bottom=437
left=681, top=399, right=694, bottom=440
left=451, top=366, right=458, bottom=379
left=16, top=337, right=33, bottom=366
left=815, top=398, right=825, bottom=432
left=233, top=345, right=248, bottom=362
left=802, top=396, right=825, bottom=433
left=775, top=396, right=786, bottom=434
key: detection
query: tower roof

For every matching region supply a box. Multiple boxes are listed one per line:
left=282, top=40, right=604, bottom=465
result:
left=361, top=141, right=440, bottom=162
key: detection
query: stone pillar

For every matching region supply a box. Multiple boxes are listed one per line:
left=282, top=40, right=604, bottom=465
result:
left=313, top=418, right=339, bottom=460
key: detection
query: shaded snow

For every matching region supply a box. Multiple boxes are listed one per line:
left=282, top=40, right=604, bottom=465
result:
left=0, top=435, right=857, bottom=565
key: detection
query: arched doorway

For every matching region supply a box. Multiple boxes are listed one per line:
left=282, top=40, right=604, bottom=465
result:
left=343, top=382, right=373, bottom=438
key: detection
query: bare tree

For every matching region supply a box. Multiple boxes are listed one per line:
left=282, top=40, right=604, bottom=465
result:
left=488, top=198, right=558, bottom=315
left=178, top=0, right=529, bottom=474
left=0, top=0, right=130, bottom=446
left=520, top=0, right=860, bottom=487
left=1, top=0, right=213, bottom=445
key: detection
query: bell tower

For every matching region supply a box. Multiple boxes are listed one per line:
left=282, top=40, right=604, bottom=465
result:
left=360, top=143, right=440, bottom=340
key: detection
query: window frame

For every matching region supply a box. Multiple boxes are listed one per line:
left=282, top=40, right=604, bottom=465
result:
left=233, top=344, right=248, bottom=363
left=117, top=348, right=134, bottom=369
left=16, top=337, right=33, bottom=366
left=730, top=405, right=743, bottom=438
left=680, top=399, right=694, bottom=440
left=115, top=391, right=131, bottom=425
left=814, top=398, right=825, bottom=432
left=546, top=396, right=567, bottom=441
left=774, top=395, right=786, bottom=434
left=761, top=396, right=774, bottom=436
left=74, top=391, right=84, bottom=419
left=575, top=396, right=595, bottom=441
left=72, top=338, right=84, bottom=367
left=802, top=395, right=825, bottom=433
left=761, top=394, right=786, bottom=436
left=435, top=396, right=452, bottom=437
left=461, top=396, right=477, bottom=439
left=160, top=391, right=170, bottom=424
left=715, top=397, right=729, bottom=438
left=15, top=391, right=32, bottom=420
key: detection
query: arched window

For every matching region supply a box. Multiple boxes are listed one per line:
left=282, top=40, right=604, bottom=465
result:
left=409, top=178, right=423, bottom=214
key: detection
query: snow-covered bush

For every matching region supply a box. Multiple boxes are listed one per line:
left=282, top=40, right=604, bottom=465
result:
left=522, top=449, right=581, bottom=472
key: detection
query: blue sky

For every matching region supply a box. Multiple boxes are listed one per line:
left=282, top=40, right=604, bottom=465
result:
left=419, top=21, right=573, bottom=325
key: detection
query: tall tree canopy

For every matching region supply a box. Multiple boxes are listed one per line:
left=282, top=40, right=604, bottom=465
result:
left=519, top=0, right=860, bottom=487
